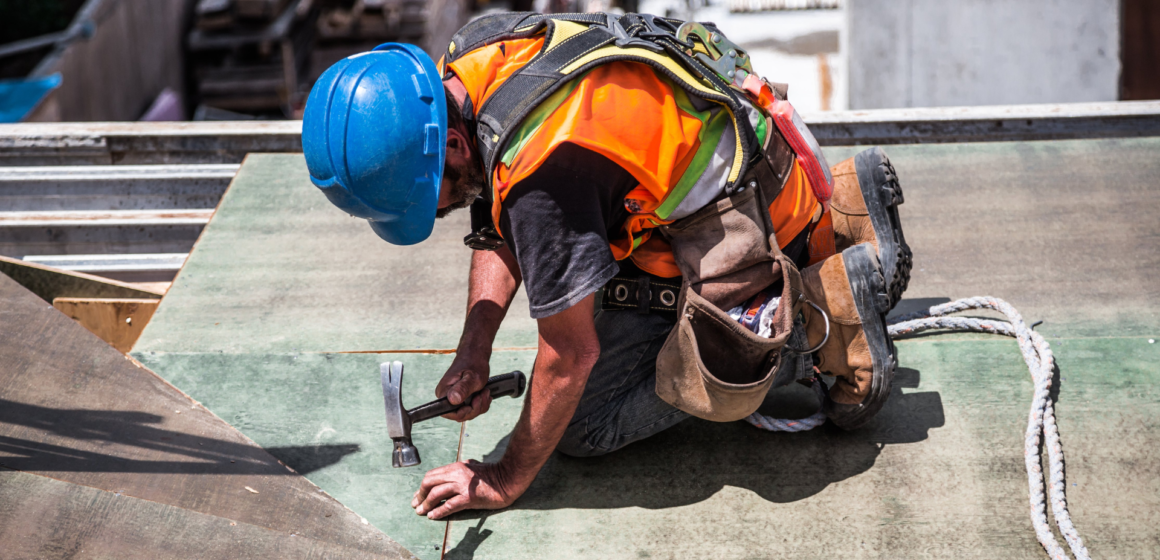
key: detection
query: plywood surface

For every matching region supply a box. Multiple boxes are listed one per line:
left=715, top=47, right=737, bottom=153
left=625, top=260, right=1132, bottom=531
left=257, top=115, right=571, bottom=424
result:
left=445, top=337, right=1160, bottom=559
left=132, top=154, right=537, bottom=355
left=130, top=139, right=1160, bottom=559
left=0, top=468, right=396, bottom=560
left=131, top=351, right=536, bottom=560
left=0, top=274, right=412, bottom=559
left=52, top=298, right=159, bottom=352
left=824, top=138, right=1160, bottom=338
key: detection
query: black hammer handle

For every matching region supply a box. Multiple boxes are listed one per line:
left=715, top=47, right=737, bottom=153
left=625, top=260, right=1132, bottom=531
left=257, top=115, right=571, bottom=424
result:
left=407, top=371, right=527, bottom=424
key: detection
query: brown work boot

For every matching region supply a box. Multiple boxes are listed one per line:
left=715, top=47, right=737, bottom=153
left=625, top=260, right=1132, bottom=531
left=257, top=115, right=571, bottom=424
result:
left=828, top=147, right=911, bottom=309
left=800, top=243, right=896, bottom=430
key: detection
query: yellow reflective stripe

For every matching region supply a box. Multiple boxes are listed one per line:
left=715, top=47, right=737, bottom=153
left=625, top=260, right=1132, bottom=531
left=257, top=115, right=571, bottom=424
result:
left=544, top=20, right=590, bottom=52
left=560, top=45, right=719, bottom=99
left=727, top=107, right=743, bottom=183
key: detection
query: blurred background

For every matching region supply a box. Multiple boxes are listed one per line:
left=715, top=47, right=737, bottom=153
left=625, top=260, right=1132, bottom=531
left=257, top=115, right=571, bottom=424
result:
left=0, top=0, right=1154, bottom=124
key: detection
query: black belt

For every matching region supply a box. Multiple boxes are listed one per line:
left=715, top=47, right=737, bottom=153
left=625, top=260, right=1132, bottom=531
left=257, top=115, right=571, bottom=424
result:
left=601, top=275, right=681, bottom=315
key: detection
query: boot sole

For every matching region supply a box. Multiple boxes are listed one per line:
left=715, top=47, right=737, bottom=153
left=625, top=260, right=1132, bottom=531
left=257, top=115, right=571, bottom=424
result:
left=822, top=243, right=897, bottom=430
left=854, top=147, right=912, bottom=309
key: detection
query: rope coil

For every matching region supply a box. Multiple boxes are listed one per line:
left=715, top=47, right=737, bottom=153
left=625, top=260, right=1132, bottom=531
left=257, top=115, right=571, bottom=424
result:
left=744, top=296, right=1090, bottom=560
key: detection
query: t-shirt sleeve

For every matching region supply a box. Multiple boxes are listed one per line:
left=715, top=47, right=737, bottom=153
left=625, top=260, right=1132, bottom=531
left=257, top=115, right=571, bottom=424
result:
left=499, top=143, right=637, bottom=319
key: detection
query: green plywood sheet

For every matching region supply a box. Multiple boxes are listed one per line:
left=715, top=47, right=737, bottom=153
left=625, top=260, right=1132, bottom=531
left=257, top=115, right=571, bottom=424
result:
left=131, top=140, right=1160, bottom=558
left=0, top=468, right=401, bottom=560
left=447, top=336, right=1160, bottom=559
left=132, top=351, right=536, bottom=560
left=821, top=138, right=1160, bottom=338
left=132, top=154, right=537, bottom=355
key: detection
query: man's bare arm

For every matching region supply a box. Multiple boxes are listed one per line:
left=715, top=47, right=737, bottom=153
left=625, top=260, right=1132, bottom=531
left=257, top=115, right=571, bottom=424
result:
left=413, top=294, right=601, bottom=519
left=436, top=246, right=522, bottom=421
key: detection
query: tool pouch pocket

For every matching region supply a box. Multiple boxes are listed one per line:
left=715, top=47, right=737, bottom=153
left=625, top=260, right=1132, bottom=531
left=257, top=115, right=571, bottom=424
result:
left=655, top=178, right=804, bottom=422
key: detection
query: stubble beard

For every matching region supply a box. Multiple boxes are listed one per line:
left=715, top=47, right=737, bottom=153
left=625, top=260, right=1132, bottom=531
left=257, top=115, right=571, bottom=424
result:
left=436, top=160, right=486, bottom=219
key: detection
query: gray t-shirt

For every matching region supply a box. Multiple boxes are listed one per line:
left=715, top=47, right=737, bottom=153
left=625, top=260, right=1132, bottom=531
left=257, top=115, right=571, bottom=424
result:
left=498, top=143, right=638, bottom=319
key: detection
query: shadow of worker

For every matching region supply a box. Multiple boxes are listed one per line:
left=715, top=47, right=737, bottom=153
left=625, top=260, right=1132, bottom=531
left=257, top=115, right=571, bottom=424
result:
left=456, top=367, right=943, bottom=517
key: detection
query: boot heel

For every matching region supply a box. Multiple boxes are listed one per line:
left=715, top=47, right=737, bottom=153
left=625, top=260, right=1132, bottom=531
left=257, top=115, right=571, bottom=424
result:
left=823, top=243, right=897, bottom=430
left=855, top=147, right=912, bottom=309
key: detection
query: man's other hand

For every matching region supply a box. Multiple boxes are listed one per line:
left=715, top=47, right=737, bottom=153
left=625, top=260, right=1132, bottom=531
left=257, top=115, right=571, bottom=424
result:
left=412, top=460, right=520, bottom=519
left=436, top=354, right=492, bottom=422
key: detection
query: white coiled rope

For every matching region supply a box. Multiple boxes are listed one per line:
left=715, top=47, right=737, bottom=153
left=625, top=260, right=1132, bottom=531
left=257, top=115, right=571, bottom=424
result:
left=744, top=296, right=1090, bottom=560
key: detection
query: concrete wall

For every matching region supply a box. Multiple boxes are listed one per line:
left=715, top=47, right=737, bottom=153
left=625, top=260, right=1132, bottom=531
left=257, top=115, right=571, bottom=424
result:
left=28, top=0, right=190, bottom=122
left=847, top=0, right=1120, bottom=109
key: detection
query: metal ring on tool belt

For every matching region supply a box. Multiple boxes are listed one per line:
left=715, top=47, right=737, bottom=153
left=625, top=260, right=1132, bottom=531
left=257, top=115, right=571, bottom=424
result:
left=785, top=301, right=829, bottom=354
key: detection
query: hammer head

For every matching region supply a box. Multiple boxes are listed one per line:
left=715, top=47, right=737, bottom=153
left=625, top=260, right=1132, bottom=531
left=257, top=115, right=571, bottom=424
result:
left=380, top=361, right=421, bottom=468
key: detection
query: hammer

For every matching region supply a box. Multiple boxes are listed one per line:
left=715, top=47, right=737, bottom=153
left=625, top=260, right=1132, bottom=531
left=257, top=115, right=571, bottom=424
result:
left=380, top=361, right=527, bottom=468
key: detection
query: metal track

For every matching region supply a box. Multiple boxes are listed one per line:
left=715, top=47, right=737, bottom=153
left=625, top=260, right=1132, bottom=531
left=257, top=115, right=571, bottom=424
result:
left=0, top=164, right=236, bottom=279
left=0, top=164, right=238, bottom=211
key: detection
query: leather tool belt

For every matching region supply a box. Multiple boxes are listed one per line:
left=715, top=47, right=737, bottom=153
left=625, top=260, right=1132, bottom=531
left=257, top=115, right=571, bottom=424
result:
left=653, top=128, right=807, bottom=423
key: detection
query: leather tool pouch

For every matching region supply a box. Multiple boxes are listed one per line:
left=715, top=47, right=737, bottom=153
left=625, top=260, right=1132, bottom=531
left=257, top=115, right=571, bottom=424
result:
left=655, top=132, right=804, bottom=422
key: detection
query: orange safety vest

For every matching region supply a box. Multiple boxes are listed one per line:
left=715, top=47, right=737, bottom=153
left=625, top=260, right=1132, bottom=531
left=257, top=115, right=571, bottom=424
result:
left=443, top=32, right=819, bottom=277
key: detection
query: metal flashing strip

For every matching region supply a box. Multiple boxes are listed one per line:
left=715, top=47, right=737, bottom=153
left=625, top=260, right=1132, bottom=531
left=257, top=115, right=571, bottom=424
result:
left=0, top=121, right=302, bottom=165
left=22, top=253, right=189, bottom=273
left=0, top=164, right=240, bottom=181
left=806, top=100, right=1160, bottom=145
left=0, top=164, right=239, bottom=212
left=0, top=209, right=213, bottom=227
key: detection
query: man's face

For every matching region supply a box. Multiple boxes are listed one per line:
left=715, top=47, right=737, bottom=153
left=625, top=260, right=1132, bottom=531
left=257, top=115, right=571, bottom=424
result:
left=436, top=158, right=485, bottom=218
left=436, top=120, right=484, bottom=218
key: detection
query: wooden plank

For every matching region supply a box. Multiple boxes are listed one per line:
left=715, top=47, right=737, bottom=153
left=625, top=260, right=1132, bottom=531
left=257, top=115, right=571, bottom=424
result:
left=0, top=254, right=163, bottom=302
left=52, top=298, right=159, bottom=353
left=0, top=273, right=412, bottom=558
left=0, top=469, right=409, bottom=560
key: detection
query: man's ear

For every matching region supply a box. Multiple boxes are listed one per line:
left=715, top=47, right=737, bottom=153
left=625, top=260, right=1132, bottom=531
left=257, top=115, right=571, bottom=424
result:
left=445, top=126, right=472, bottom=167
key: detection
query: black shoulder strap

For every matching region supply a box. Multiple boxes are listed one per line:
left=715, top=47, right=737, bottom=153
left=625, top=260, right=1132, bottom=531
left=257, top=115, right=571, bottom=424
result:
left=448, top=13, right=760, bottom=194
left=445, top=12, right=608, bottom=65
left=473, top=21, right=618, bottom=167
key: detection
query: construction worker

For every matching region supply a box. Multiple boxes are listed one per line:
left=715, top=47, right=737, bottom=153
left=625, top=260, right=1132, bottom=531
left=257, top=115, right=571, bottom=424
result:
left=302, top=13, right=911, bottom=520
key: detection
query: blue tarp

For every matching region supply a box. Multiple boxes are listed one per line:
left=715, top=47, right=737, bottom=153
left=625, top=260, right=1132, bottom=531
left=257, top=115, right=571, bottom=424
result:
left=0, top=73, right=62, bottom=123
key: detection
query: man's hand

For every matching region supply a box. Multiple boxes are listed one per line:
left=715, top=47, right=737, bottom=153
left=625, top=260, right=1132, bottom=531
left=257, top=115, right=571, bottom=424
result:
left=412, top=460, right=523, bottom=519
left=414, top=294, right=600, bottom=519
left=436, top=354, right=493, bottom=422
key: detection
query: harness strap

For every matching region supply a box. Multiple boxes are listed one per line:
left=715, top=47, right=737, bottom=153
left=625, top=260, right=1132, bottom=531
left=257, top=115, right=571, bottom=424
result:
left=446, top=12, right=608, bottom=64
left=474, top=24, right=617, bottom=171
left=602, top=275, right=681, bottom=315
left=446, top=12, right=762, bottom=195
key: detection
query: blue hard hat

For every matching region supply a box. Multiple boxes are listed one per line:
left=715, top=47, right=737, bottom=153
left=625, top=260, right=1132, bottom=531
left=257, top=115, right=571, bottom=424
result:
left=302, top=43, right=447, bottom=245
